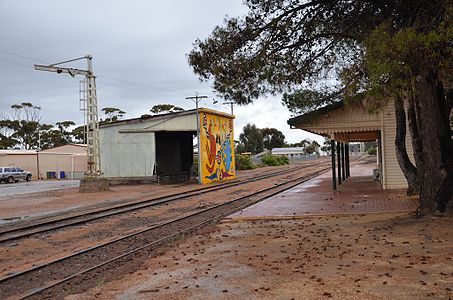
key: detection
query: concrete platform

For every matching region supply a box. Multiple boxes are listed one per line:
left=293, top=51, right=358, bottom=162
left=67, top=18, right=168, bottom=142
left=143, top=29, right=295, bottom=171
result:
left=229, top=165, right=419, bottom=219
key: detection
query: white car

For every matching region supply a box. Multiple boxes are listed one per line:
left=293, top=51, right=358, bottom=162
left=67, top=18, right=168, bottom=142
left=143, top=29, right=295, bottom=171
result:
left=0, top=166, right=32, bottom=183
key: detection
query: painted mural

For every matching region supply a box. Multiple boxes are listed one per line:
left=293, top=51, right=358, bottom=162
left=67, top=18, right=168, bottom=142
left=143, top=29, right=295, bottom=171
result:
left=199, top=111, right=235, bottom=184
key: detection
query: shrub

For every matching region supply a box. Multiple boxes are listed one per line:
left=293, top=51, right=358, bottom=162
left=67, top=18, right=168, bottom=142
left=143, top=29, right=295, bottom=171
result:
left=276, top=155, right=289, bottom=165
left=236, top=154, right=254, bottom=170
left=191, top=157, right=198, bottom=176
left=261, top=154, right=289, bottom=166
left=261, top=154, right=279, bottom=166
left=367, top=147, right=377, bottom=156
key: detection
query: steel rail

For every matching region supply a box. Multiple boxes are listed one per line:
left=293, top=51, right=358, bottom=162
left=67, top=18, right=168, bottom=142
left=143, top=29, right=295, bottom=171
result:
left=0, top=167, right=330, bottom=300
left=0, top=161, right=330, bottom=243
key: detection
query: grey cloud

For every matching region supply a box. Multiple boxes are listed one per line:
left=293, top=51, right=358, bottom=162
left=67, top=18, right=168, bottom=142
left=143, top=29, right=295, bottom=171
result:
left=0, top=0, right=318, bottom=143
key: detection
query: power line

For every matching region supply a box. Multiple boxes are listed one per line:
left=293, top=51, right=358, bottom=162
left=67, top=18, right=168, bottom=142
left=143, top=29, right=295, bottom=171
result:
left=0, top=49, right=48, bottom=64
left=97, top=74, right=187, bottom=96
left=0, top=57, right=32, bottom=69
left=97, top=80, right=207, bottom=107
left=96, top=80, right=194, bottom=99
left=0, top=48, right=197, bottom=97
left=96, top=80, right=162, bottom=96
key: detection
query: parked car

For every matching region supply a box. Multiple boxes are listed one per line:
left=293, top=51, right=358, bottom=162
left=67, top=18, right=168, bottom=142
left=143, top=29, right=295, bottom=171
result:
left=0, top=166, right=32, bottom=183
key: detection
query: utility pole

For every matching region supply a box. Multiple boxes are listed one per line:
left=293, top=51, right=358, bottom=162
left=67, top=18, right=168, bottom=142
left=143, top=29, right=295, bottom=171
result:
left=35, top=55, right=108, bottom=192
left=223, top=101, right=234, bottom=115
left=186, top=93, right=208, bottom=184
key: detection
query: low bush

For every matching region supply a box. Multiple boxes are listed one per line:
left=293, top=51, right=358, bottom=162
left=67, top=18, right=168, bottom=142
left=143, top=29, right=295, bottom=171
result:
left=191, top=157, right=198, bottom=176
left=277, top=155, right=289, bottom=165
left=261, top=154, right=289, bottom=166
left=367, top=147, right=377, bottom=156
left=236, top=154, right=254, bottom=170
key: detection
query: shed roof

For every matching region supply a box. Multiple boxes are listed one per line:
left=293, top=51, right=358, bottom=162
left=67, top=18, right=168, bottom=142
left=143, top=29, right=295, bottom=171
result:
left=100, top=108, right=234, bottom=129
left=272, top=147, right=306, bottom=154
left=0, top=149, right=36, bottom=155
left=40, top=144, right=87, bottom=153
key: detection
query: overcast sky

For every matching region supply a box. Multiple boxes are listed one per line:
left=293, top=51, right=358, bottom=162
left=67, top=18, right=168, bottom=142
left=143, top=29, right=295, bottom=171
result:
left=0, top=0, right=322, bottom=144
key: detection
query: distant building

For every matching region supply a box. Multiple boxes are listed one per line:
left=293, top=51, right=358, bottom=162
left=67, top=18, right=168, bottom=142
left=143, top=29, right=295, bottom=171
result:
left=271, top=147, right=318, bottom=160
left=0, top=144, right=87, bottom=179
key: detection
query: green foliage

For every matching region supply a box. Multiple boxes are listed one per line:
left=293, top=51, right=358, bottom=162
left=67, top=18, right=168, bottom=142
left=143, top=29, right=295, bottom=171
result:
left=71, top=125, right=87, bottom=144
left=277, top=155, right=289, bottom=165
left=100, top=107, right=126, bottom=124
left=282, top=90, right=340, bottom=115
left=189, top=0, right=451, bottom=112
left=150, top=104, right=184, bottom=114
left=236, top=154, right=255, bottom=170
left=0, top=102, right=85, bottom=150
left=286, top=139, right=310, bottom=148
left=262, top=127, right=286, bottom=150
left=367, top=147, right=377, bottom=156
left=189, top=0, right=453, bottom=213
left=238, top=123, right=264, bottom=154
left=1, top=103, right=42, bottom=149
left=364, top=141, right=377, bottom=151
left=261, top=154, right=289, bottom=166
left=320, top=138, right=332, bottom=155
left=285, top=139, right=320, bottom=155
left=191, top=157, right=199, bottom=176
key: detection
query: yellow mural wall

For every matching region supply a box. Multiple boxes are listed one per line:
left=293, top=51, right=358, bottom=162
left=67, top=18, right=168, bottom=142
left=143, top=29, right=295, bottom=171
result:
left=199, top=109, right=235, bottom=184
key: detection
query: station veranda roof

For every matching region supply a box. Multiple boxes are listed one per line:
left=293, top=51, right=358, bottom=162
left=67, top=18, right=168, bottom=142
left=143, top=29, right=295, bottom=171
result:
left=287, top=101, right=381, bottom=143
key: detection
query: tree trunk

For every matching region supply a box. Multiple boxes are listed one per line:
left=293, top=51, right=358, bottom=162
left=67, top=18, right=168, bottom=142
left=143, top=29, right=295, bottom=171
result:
left=407, top=96, right=424, bottom=171
left=411, top=68, right=453, bottom=216
left=394, top=96, right=418, bottom=195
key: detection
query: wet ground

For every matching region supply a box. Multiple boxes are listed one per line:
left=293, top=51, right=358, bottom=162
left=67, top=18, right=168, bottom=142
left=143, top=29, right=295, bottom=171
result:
left=70, top=213, right=453, bottom=300
left=0, top=161, right=326, bottom=221
left=0, top=179, right=79, bottom=198
left=230, top=166, right=418, bottom=218
left=69, top=162, right=453, bottom=299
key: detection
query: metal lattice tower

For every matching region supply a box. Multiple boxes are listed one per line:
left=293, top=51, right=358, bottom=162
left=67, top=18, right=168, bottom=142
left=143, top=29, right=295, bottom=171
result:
left=85, top=69, right=101, bottom=177
left=35, top=55, right=102, bottom=178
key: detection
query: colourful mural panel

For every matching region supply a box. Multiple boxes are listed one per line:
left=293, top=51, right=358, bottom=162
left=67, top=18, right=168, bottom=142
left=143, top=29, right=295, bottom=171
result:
left=199, top=110, right=235, bottom=184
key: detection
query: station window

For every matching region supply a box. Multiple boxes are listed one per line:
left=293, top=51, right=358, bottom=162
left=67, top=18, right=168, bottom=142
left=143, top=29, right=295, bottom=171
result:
left=4, top=168, right=11, bottom=172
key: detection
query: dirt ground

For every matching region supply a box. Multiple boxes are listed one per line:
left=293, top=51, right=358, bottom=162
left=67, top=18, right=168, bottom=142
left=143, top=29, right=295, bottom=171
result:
left=70, top=212, right=453, bottom=300
left=0, top=160, right=326, bottom=221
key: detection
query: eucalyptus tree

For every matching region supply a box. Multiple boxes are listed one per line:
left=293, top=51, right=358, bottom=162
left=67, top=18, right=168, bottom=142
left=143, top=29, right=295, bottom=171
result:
left=262, top=127, right=286, bottom=150
left=101, top=107, right=126, bottom=123
left=150, top=104, right=184, bottom=114
left=237, top=123, right=264, bottom=154
left=4, top=103, right=42, bottom=149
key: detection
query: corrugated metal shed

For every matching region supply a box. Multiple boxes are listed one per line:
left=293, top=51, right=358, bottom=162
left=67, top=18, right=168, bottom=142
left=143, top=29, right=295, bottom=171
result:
left=99, top=108, right=235, bottom=184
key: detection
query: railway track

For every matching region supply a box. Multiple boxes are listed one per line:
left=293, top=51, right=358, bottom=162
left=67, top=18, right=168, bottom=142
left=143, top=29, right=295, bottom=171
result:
left=0, top=165, right=331, bottom=300
left=0, top=160, right=330, bottom=243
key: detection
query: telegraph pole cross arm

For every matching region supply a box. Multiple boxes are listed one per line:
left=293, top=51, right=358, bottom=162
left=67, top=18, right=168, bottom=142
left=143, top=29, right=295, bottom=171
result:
left=223, top=101, right=234, bottom=115
left=34, top=55, right=108, bottom=192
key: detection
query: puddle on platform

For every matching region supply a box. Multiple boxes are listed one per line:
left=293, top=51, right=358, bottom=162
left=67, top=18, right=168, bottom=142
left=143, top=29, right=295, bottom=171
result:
left=286, top=178, right=323, bottom=193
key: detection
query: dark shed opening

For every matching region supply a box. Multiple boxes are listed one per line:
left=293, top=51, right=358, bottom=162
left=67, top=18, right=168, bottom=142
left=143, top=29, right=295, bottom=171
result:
left=155, top=131, right=195, bottom=184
